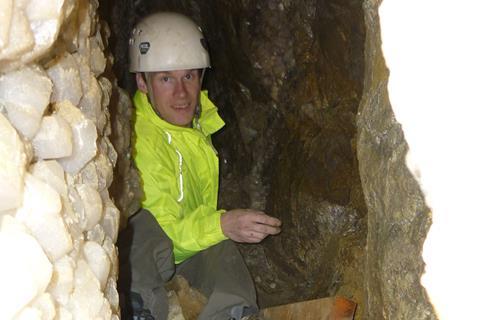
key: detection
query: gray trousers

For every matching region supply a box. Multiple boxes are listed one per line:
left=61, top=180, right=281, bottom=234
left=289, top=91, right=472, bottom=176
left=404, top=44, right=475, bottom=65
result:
left=118, top=209, right=258, bottom=320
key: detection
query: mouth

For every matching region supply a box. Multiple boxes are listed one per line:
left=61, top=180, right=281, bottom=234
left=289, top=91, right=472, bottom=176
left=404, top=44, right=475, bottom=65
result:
left=172, top=102, right=190, bottom=110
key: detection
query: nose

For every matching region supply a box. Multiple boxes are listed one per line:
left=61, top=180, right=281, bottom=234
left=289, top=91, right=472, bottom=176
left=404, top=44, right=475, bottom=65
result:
left=174, top=79, right=187, bottom=98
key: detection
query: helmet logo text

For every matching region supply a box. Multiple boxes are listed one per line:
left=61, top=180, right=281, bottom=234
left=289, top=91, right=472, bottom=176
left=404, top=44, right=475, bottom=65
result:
left=139, top=42, right=150, bottom=55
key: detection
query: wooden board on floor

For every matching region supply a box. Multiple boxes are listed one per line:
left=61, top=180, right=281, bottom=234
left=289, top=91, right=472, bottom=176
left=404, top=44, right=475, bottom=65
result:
left=260, top=296, right=356, bottom=320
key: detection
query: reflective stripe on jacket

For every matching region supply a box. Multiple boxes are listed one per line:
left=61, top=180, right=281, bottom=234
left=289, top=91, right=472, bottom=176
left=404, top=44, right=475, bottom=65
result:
left=132, top=90, right=227, bottom=264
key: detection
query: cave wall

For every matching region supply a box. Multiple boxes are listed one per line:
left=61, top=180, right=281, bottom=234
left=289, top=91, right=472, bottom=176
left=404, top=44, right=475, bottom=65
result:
left=0, top=0, right=140, bottom=318
left=358, top=1, right=436, bottom=318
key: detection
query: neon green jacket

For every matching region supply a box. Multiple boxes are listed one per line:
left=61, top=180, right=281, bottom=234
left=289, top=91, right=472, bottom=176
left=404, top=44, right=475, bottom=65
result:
left=132, top=90, right=227, bottom=264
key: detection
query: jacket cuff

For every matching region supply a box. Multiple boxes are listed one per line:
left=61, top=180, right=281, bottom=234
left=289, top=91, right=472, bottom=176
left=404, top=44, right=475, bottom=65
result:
left=212, top=209, right=228, bottom=241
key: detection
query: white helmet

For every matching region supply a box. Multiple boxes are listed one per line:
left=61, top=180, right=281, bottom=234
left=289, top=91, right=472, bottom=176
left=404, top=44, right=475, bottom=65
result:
left=129, top=12, right=210, bottom=72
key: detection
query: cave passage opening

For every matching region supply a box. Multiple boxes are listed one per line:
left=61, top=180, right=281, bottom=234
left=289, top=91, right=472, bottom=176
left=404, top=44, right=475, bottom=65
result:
left=102, top=0, right=368, bottom=311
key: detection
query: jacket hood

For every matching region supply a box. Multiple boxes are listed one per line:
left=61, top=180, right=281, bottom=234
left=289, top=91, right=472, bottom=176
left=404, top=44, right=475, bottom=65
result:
left=133, top=90, right=225, bottom=136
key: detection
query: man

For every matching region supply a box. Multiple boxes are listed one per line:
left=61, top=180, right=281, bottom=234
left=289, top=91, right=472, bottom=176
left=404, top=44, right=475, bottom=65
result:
left=118, top=12, right=282, bottom=320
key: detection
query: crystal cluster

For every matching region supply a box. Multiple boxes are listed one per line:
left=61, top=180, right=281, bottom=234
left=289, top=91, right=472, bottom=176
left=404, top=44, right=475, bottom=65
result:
left=0, top=0, right=125, bottom=318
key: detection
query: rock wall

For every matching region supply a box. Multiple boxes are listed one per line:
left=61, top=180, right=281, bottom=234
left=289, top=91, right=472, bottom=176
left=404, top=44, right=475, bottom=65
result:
left=357, top=0, right=436, bottom=318
left=0, top=0, right=139, bottom=318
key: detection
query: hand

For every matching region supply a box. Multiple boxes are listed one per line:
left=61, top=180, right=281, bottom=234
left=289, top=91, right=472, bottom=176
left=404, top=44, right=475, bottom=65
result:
left=220, top=209, right=282, bottom=243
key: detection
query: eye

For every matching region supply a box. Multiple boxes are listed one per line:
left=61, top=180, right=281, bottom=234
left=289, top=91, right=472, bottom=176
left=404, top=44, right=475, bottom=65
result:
left=161, top=76, right=170, bottom=82
left=184, top=73, right=193, bottom=80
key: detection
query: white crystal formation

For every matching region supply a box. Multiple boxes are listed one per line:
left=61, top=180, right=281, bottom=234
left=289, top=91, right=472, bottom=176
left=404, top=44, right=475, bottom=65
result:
left=48, top=255, right=75, bottom=306
left=56, top=100, right=97, bottom=174
left=78, top=160, right=100, bottom=190
left=29, top=293, right=56, bottom=320
left=56, top=307, right=73, bottom=320
left=83, top=240, right=111, bottom=290
left=68, top=259, right=109, bottom=319
left=0, top=113, right=26, bottom=212
left=16, top=174, right=73, bottom=261
left=101, top=198, right=120, bottom=243
left=47, top=52, right=83, bottom=106
left=30, top=160, right=68, bottom=197
left=0, top=0, right=13, bottom=51
left=90, top=36, right=107, bottom=77
left=0, top=0, right=123, bottom=318
left=0, top=2, right=35, bottom=69
left=22, top=0, right=66, bottom=63
left=86, top=223, right=105, bottom=244
left=95, top=151, right=114, bottom=192
left=0, top=0, right=70, bottom=72
left=98, top=77, right=112, bottom=120
left=79, top=73, right=104, bottom=130
left=0, top=216, right=53, bottom=319
left=32, top=114, right=73, bottom=160
left=102, top=236, right=118, bottom=279
left=75, top=183, right=103, bottom=231
left=0, top=65, right=52, bottom=139
left=105, top=277, right=119, bottom=313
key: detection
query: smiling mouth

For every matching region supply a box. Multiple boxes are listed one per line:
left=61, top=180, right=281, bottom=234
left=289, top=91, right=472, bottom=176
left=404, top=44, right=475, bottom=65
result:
left=173, top=103, right=190, bottom=110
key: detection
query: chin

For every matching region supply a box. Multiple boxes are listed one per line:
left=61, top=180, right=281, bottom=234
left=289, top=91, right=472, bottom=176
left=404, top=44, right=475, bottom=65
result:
left=174, top=118, right=194, bottom=127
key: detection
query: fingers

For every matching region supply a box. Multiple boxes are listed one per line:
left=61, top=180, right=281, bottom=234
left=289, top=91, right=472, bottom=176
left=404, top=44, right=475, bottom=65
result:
left=242, top=211, right=282, bottom=236
left=243, top=214, right=282, bottom=243
left=250, top=223, right=281, bottom=235
left=246, top=211, right=282, bottom=227
left=221, top=209, right=283, bottom=243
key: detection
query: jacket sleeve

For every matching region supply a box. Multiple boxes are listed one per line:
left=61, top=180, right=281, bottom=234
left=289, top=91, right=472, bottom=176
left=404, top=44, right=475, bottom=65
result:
left=137, top=140, right=227, bottom=264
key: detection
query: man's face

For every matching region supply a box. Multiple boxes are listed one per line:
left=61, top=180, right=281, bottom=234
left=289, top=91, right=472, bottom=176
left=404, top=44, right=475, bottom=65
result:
left=139, top=69, right=201, bottom=127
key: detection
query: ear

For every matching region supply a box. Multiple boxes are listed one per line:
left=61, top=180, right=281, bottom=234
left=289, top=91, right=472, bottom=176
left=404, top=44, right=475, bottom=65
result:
left=136, top=73, right=148, bottom=93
